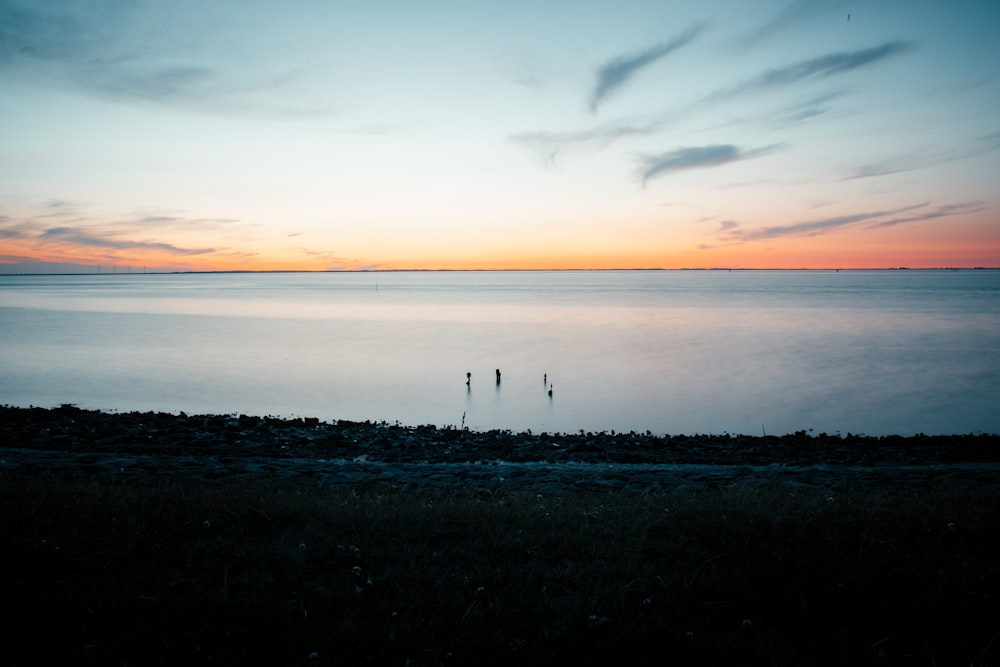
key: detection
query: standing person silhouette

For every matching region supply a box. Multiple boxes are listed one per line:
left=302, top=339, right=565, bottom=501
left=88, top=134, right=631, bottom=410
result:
left=495, top=368, right=501, bottom=384
left=466, top=372, right=471, bottom=386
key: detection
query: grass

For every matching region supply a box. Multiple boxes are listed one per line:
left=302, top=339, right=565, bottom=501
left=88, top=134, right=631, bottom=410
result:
left=3, top=473, right=999, bottom=666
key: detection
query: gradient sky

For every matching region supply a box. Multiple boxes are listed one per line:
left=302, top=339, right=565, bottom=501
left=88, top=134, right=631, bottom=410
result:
left=2, top=0, right=999, bottom=271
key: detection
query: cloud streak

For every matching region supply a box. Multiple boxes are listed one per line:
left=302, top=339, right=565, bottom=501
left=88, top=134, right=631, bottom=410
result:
left=510, top=121, right=665, bottom=168
left=514, top=40, right=910, bottom=171
left=708, top=201, right=986, bottom=246
left=843, top=131, right=1000, bottom=180
left=636, top=143, right=786, bottom=186
left=0, top=202, right=248, bottom=266
left=707, top=41, right=913, bottom=103
left=742, top=0, right=850, bottom=47
left=40, top=227, right=215, bottom=255
left=767, top=91, right=844, bottom=127
left=864, top=201, right=987, bottom=229
left=0, top=2, right=333, bottom=119
left=589, top=24, right=704, bottom=112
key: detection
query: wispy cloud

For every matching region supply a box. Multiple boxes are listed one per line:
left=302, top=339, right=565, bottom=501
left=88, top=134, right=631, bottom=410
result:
left=865, top=201, right=987, bottom=229
left=131, top=213, right=242, bottom=232
left=589, top=24, right=704, bottom=112
left=768, top=91, right=844, bottom=127
left=0, top=227, right=30, bottom=241
left=510, top=122, right=664, bottom=168
left=5, top=200, right=242, bottom=234
left=101, top=65, right=215, bottom=102
left=708, top=201, right=986, bottom=246
left=844, top=152, right=929, bottom=181
left=707, top=42, right=913, bottom=103
left=844, top=131, right=1000, bottom=180
left=742, top=0, right=850, bottom=47
left=514, top=40, right=908, bottom=171
left=636, top=143, right=786, bottom=186
left=730, top=203, right=929, bottom=242
left=686, top=90, right=846, bottom=137
left=0, top=201, right=81, bottom=238
left=40, top=227, right=215, bottom=255
left=0, top=223, right=22, bottom=239
left=0, top=201, right=251, bottom=265
left=0, top=2, right=333, bottom=118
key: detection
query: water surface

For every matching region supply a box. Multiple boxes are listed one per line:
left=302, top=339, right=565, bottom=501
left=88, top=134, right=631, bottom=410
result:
left=2, top=270, right=997, bottom=435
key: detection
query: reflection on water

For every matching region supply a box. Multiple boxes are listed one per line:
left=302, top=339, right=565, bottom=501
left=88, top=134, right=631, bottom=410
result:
left=1, top=270, right=998, bottom=435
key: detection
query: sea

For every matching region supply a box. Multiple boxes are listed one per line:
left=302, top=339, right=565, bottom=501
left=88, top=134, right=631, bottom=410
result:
left=1, top=270, right=998, bottom=436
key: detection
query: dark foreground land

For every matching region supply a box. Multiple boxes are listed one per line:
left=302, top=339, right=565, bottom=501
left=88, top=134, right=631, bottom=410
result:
left=2, top=405, right=999, bottom=665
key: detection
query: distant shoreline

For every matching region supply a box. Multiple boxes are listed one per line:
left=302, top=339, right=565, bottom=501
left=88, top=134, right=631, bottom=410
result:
left=3, top=266, right=998, bottom=276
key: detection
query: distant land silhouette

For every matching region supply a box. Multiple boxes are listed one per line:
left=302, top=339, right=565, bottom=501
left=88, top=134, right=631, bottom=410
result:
left=1, top=262, right=997, bottom=275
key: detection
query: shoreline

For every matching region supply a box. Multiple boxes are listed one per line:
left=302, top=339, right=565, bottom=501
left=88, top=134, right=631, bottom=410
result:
left=7, top=403, right=1000, bottom=461
left=5, top=404, right=1000, bottom=665
left=4, top=405, right=999, bottom=490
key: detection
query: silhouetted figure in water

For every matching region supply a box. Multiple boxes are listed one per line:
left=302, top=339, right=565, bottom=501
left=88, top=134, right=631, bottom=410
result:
left=544, top=373, right=547, bottom=385
left=548, top=384, right=553, bottom=398
left=496, top=368, right=501, bottom=384
left=466, top=372, right=471, bottom=386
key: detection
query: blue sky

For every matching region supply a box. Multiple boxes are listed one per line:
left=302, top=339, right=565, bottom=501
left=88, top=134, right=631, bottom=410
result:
left=1, top=0, right=998, bottom=271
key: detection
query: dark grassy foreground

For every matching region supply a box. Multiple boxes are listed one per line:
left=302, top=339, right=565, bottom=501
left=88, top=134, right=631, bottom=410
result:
left=3, top=473, right=1000, bottom=666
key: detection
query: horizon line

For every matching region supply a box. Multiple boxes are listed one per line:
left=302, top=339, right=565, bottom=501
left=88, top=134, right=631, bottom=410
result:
left=3, top=266, right=999, bottom=276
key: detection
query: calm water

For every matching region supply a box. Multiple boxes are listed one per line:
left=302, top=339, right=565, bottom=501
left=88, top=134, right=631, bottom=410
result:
left=1, top=270, right=998, bottom=436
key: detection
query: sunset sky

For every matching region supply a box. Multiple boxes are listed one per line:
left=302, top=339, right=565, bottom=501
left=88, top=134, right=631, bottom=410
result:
left=2, top=0, right=998, bottom=272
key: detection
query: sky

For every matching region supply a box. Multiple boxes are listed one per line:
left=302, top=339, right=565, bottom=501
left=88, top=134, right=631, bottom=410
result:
left=1, top=0, right=999, bottom=272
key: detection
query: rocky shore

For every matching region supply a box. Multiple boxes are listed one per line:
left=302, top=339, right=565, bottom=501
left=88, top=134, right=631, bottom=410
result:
left=5, top=405, right=1000, bottom=666
left=3, top=404, right=999, bottom=491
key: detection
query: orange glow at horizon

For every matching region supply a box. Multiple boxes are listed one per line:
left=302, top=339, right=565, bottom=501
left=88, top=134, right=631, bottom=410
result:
left=6, top=241, right=999, bottom=273
left=3, top=207, right=998, bottom=272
